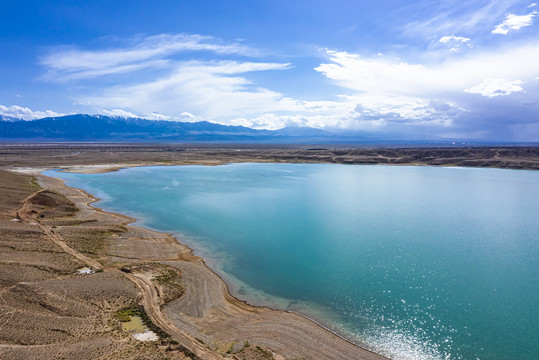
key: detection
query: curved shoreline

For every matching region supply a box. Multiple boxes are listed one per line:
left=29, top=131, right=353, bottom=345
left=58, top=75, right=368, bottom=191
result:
left=36, top=165, right=390, bottom=360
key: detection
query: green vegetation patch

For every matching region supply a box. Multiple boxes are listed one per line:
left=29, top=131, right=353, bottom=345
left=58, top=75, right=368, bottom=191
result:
left=154, top=267, right=179, bottom=285
left=121, top=315, right=146, bottom=333
left=115, top=304, right=168, bottom=339
left=115, top=305, right=141, bottom=322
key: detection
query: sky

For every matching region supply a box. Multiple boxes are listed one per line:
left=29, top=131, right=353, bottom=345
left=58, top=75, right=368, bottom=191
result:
left=0, top=0, right=538, bottom=141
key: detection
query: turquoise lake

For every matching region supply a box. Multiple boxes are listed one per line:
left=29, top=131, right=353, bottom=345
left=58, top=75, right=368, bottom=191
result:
left=46, top=164, right=539, bottom=360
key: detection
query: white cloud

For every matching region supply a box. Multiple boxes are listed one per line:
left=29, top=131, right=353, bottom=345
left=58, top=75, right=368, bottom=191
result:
left=310, top=43, right=539, bottom=134
left=146, top=112, right=171, bottom=121
left=439, top=34, right=472, bottom=52
left=78, top=39, right=539, bottom=133
left=82, top=60, right=295, bottom=120
left=40, top=33, right=258, bottom=81
left=178, top=112, right=197, bottom=122
left=230, top=113, right=306, bottom=130
left=225, top=95, right=459, bottom=131
left=492, top=11, right=538, bottom=35
left=465, top=78, right=524, bottom=97
left=404, top=0, right=520, bottom=36
left=49, top=60, right=171, bottom=81
left=226, top=100, right=358, bottom=130
left=359, top=96, right=456, bottom=125
left=439, top=35, right=471, bottom=43
left=100, top=109, right=139, bottom=118
left=0, top=105, right=63, bottom=120
left=315, top=51, right=437, bottom=97
left=96, top=108, right=175, bottom=120
left=315, top=43, right=539, bottom=98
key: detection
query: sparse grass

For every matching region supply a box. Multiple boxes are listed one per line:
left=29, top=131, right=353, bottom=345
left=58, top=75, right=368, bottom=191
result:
left=29, top=176, right=41, bottom=191
left=58, top=225, right=127, bottom=256
left=121, top=263, right=184, bottom=303
left=255, top=345, right=275, bottom=359
left=115, top=305, right=140, bottom=322
left=41, top=218, right=97, bottom=226
left=154, top=268, right=178, bottom=285
left=222, top=341, right=236, bottom=354
left=104, top=225, right=128, bottom=234
left=154, top=266, right=184, bottom=303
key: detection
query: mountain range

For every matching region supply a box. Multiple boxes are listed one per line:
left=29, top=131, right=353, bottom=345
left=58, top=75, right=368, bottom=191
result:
left=0, top=114, right=382, bottom=143
left=0, top=113, right=511, bottom=145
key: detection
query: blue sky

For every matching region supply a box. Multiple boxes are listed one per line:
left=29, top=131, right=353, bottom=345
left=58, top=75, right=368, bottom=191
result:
left=1, top=0, right=538, bottom=140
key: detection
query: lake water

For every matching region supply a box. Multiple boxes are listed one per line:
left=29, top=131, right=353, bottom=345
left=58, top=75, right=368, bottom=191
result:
left=46, top=164, right=539, bottom=360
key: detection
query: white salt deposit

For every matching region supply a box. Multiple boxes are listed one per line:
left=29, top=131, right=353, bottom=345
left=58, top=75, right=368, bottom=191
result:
left=77, top=267, right=94, bottom=275
left=133, top=330, right=159, bottom=341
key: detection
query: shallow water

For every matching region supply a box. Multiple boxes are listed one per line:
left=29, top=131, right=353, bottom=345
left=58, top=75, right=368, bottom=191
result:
left=46, top=164, right=539, bottom=360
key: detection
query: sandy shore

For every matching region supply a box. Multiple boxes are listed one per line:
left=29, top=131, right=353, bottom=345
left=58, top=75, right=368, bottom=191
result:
left=30, top=165, right=388, bottom=360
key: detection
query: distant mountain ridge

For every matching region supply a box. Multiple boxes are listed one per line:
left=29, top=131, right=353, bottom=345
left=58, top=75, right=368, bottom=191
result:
left=0, top=113, right=511, bottom=145
left=0, top=114, right=372, bottom=143
left=0, top=114, right=274, bottom=142
left=0, top=115, right=22, bottom=122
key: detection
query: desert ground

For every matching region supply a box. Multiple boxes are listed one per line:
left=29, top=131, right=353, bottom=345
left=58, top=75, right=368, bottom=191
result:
left=1, top=145, right=537, bottom=360
left=1, top=144, right=538, bottom=171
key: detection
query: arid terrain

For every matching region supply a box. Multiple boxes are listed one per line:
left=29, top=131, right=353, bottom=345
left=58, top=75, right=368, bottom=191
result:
left=1, top=144, right=538, bottom=171
left=1, top=145, right=538, bottom=360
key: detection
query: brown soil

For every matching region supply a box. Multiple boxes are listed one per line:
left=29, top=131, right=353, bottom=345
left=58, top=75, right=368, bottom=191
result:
left=1, top=144, right=538, bottom=171
left=0, top=169, right=196, bottom=360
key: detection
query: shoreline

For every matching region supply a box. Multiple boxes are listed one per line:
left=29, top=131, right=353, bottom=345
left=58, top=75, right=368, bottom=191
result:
left=3, top=146, right=538, bottom=173
left=33, top=165, right=389, bottom=360
left=26, top=160, right=539, bottom=358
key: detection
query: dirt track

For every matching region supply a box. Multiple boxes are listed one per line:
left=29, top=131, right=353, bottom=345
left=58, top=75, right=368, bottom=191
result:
left=28, top=168, right=388, bottom=359
left=0, top=169, right=177, bottom=360
left=14, top=188, right=216, bottom=357
left=124, top=271, right=223, bottom=360
left=17, top=206, right=102, bottom=270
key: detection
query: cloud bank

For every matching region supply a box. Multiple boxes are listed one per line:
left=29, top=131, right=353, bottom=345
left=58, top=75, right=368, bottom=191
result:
left=0, top=105, right=63, bottom=120
left=492, top=11, right=538, bottom=34
left=465, top=78, right=524, bottom=97
left=81, top=60, right=295, bottom=120
left=40, top=34, right=257, bottom=81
